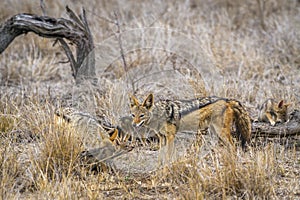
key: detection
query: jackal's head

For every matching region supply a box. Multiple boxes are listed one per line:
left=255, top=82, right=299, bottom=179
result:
left=274, top=100, right=290, bottom=123
left=129, top=93, right=154, bottom=127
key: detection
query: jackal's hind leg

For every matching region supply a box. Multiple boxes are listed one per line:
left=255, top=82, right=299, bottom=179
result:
left=210, top=118, right=234, bottom=149
left=221, top=107, right=234, bottom=146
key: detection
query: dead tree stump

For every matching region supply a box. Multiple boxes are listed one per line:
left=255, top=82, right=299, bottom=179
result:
left=0, top=6, right=95, bottom=83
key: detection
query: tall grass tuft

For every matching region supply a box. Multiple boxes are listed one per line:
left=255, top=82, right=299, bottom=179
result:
left=156, top=145, right=279, bottom=199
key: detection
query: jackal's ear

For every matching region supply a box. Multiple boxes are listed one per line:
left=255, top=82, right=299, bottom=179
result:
left=142, top=93, right=154, bottom=110
left=278, top=100, right=284, bottom=108
left=129, top=94, right=140, bottom=108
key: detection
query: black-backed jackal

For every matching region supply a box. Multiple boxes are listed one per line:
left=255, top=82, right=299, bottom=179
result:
left=258, top=99, right=290, bottom=126
left=129, top=93, right=252, bottom=165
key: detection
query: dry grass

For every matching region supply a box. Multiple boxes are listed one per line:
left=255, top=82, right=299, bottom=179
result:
left=0, top=0, right=299, bottom=199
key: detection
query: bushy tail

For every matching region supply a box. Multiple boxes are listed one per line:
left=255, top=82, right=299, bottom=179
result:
left=231, top=100, right=252, bottom=150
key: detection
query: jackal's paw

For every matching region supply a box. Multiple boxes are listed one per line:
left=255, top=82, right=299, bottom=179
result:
left=149, top=144, right=160, bottom=151
left=270, top=121, right=276, bottom=126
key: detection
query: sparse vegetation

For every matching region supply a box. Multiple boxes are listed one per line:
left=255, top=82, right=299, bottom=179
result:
left=0, top=0, right=299, bottom=199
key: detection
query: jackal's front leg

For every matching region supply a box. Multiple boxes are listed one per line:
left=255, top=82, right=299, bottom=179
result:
left=265, top=112, right=276, bottom=126
left=162, top=123, right=177, bottom=166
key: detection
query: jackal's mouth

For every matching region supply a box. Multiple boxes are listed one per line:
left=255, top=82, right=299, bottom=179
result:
left=134, top=120, right=145, bottom=128
left=138, top=121, right=145, bottom=127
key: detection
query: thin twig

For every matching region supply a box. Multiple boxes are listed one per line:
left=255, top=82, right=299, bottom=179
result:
left=40, top=0, right=46, bottom=16
left=113, top=11, right=135, bottom=93
left=256, top=0, right=266, bottom=31
left=85, top=9, right=117, bottom=24
left=114, top=12, right=128, bottom=73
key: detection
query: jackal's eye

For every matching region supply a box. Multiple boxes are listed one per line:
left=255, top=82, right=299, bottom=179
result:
left=139, top=114, right=144, bottom=118
left=131, top=113, right=135, bottom=118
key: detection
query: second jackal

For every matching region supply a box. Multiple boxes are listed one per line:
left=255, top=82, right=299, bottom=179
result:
left=258, top=99, right=290, bottom=126
left=129, top=93, right=252, bottom=165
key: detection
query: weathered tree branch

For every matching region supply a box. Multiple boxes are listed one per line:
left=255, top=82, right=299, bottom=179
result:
left=0, top=6, right=95, bottom=83
left=252, top=109, right=300, bottom=138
